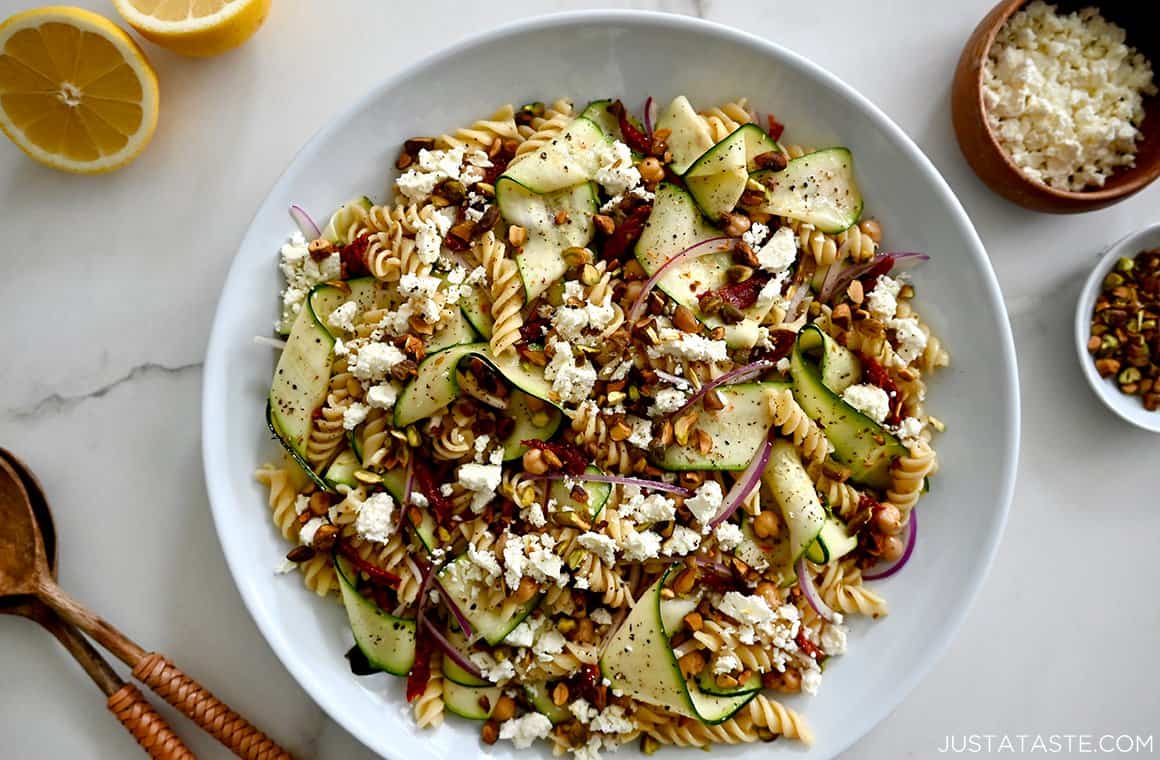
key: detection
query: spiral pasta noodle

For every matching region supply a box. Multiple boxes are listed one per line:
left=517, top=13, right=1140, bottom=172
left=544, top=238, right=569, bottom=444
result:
left=787, top=219, right=838, bottom=267
left=568, top=402, right=633, bottom=474
left=412, top=652, right=445, bottom=728
left=887, top=440, right=936, bottom=516
left=513, top=98, right=574, bottom=160
left=306, top=360, right=355, bottom=470
left=818, top=560, right=889, bottom=618
left=477, top=231, right=524, bottom=357
left=806, top=459, right=862, bottom=520
left=435, top=105, right=520, bottom=152
left=699, top=98, right=755, bottom=142
left=769, top=387, right=830, bottom=465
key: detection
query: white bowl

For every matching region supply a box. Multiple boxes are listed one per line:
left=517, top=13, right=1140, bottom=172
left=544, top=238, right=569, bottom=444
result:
left=202, top=11, right=1019, bottom=759
left=1075, top=224, right=1160, bottom=433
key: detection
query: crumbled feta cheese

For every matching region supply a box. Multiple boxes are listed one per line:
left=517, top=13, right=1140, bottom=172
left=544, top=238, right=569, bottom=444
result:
left=755, top=271, right=789, bottom=312
left=333, top=338, right=348, bottom=357
left=399, top=273, right=441, bottom=299
left=775, top=357, right=791, bottom=373
left=503, top=617, right=538, bottom=648
left=715, top=593, right=801, bottom=653
left=563, top=280, right=585, bottom=303
left=841, top=383, right=891, bottom=423
left=355, top=493, right=395, bottom=543
left=585, top=295, right=617, bottom=332
left=467, top=543, right=502, bottom=582
left=544, top=339, right=597, bottom=405
left=524, top=502, right=547, bottom=528
left=982, top=1, right=1157, bottom=191
left=621, top=527, right=662, bottom=561
left=714, top=522, right=744, bottom=552
left=342, top=401, right=370, bottom=431
left=713, top=652, right=743, bottom=675
left=503, top=533, right=566, bottom=590
left=396, top=146, right=468, bottom=202
left=649, top=387, right=688, bottom=417
left=866, top=275, right=902, bottom=320
left=663, top=525, right=702, bottom=556
left=756, top=226, right=798, bottom=272
left=277, top=233, right=342, bottom=332
left=351, top=343, right=407, bottom=382
left=293, top=494, right=310, bottom=515
left=298, top=516, right=325, bottom=547
left=274, top=557, right=298, bottom=574
left=533, top=628, right=567, bottom=661
left=619, top=486, right=676, bottom=524
left=649, top=328, right=728, bottom=362
left=365, top=382, right=399, bottom=410
left=888, top=316, right=928, bottom=366
left=593, top=140, right=642, bottom=196
left=570, top=699, right=598, bottom=724
left=599, top=194, right=624, bottom=213
left=801, top=665, right=823, bottom=695
left=590, top=704, right=634, bottom=736
left=590, top=608, right=613, bottom=626
left=457, top=462, right=502, bottom=513
left=553, top=305, right=590, bottom=343
left=410, top=491, right=428, bottom=508
left=894, top=416, right=926, bottom=446
left=685, top=481, right=724, bottom=528
left=624, top=415, right=652, bottom=448
left=327, top=301, right=359, bottom=333
left=578, top=532, right=618, bottom=565
left=470, top=651, right=516, bottom=684
left=742, top=221, right=771, bottom=248
left=498, top=712, right=553, bottom=748
left=821, top=623, right=848, bottom=656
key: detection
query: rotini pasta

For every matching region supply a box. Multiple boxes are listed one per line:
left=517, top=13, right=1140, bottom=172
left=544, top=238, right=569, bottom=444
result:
left=262, top=93, right=948, bottom=757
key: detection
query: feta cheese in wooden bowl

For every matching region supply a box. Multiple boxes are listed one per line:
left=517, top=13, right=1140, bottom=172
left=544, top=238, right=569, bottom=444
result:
left=952, top=0, right=1160, bottom=212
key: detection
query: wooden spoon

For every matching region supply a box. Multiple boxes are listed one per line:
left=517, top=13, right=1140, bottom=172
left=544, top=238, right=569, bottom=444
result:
left=0, top=454, right=293, bottom=760
left=0, top=449, right=194, bottom=757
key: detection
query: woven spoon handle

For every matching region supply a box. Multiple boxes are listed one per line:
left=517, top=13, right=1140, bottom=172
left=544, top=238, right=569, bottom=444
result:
left=132, top=652, right=294, bottom=760
left=107, top=684, right=196, bottom=760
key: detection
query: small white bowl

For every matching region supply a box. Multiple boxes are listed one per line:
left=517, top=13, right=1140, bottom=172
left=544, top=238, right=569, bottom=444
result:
left=1075, top=223, right=1160, bottom=433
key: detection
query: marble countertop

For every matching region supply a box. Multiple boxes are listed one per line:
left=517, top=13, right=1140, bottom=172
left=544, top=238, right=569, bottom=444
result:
left=2, top=0, right=1157, bottom=757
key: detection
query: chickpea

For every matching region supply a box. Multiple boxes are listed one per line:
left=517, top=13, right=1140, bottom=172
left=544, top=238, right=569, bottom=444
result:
left=756, top=581, right=780, bottom=609
left=522, top=448, right=549, bottom=475
left=492, top=695, right=517, bottom=722
left=878, top=535, right=905, bottom=563
left=639, top=156, right=665, bottom=187
left=753, top=510, right=781, bottom=539
left=515, top=576, right=539, bottom=603
left=481, top=720, right=499, bottom=745
left=873, top=504, right=903, bottom=536
left=723, top=212, right=751, bottom=238
left=859, top=218, right=883, bottom=244
left=775, top=668, right=802, bottom=694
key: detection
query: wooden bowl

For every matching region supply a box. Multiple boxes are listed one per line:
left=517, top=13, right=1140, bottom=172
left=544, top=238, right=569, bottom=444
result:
left=952, top=0, right=1160, bottom=213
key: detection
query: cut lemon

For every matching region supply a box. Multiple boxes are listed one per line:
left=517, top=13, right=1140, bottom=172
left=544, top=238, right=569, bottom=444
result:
left=0, top=7, right=159, bottom=174
left=112, top=0, right=272, bottom=58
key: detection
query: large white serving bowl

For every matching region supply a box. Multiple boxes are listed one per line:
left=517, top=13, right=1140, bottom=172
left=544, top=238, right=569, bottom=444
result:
left=203, top=11, right=1019, bottom=759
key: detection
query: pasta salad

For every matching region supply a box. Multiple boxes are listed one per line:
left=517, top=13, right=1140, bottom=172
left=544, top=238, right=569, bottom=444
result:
left=258, top=95, right=948, bottom=757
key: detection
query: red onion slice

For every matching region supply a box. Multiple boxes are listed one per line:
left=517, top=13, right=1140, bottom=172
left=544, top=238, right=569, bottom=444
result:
left=796, top=555, right=839, bottom=623
left=431, top=576, right=474, bottom=640
left=535, top=472, right=692, bottom=498
left=401, top=454, right=415, bottom=511
left=672, top=359, right=775, bottom=418
left=290, top=204, right=321, bottom=239
left=708, top=427, right=775, bottom=528
left=653, top=370, right=691, bottom=388
left=643, top=96, right=655, bottom=136
left=818, top=252, right=931, bottom=304
left=627, top=237, right=733, bottom=323
left=863, top=510, right=918, bottom=581
left=420, top=617, right=488, bottom=682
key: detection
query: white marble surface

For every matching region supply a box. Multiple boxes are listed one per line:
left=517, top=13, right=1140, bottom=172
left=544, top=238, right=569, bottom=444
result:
left=1, top=0, right=1157, bottom=758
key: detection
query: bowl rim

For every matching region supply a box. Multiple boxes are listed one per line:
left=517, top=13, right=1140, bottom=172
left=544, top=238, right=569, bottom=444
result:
left=201, top=9, right=1021, bottom=759
left=1074, top=223, right=1160, bottom=433
left=965, top=0, right=1160, bottom=204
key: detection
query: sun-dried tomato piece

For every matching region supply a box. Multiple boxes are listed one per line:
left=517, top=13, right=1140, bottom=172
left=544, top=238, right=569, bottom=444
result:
left=766, top=114, right=785, bottom=142
left=519, top=313, right=550, bottom=344
left=699, top=271, right=771, bottom=312
left=859, top=356, right=903, bottom=425
left=412, top=457, right=455, bottom=522
left=337, top=541, right=401, bottom=586
left=602, top=204, right=652, bottom=263
left=796, top=629, right=824, bottom=660
left=520, top=439, right=587, bottom=476
left=405, top=628, right=436, bottom=702
left=859, top=254, right=896, bottom=292
left=338, top=234, right=372, bottom=278
left=607, top=100, right=651, bottom=154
